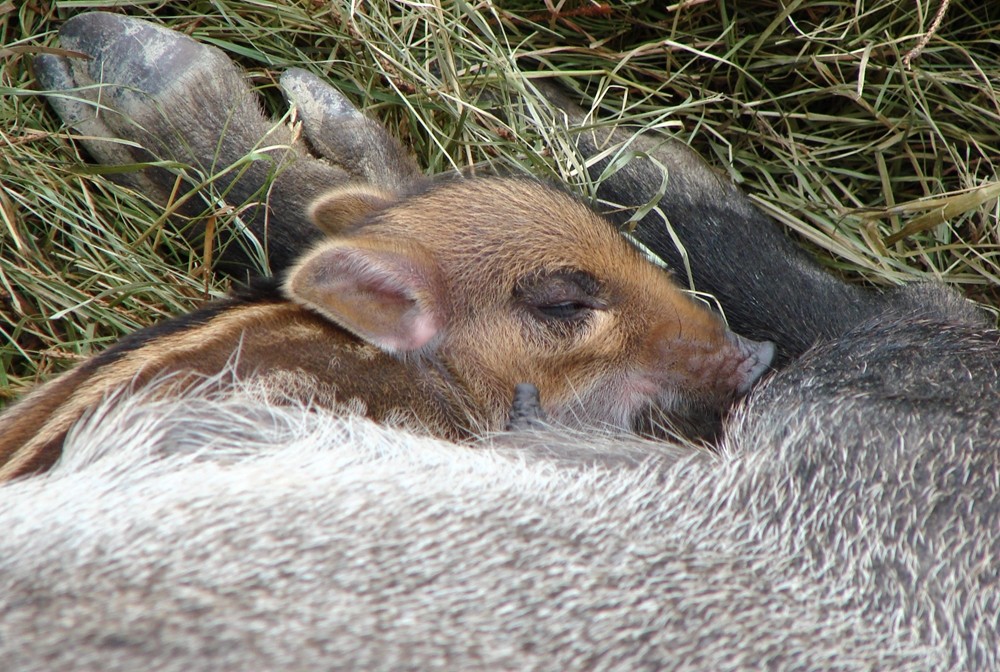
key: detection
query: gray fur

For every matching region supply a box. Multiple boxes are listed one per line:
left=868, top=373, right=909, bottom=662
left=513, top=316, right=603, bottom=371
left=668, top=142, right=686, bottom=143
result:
left=2, top=313, right=997, bottom=670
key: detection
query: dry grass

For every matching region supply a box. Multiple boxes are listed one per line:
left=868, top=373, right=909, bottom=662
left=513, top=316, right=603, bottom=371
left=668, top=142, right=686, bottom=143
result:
left=2, top=0, right=998, bottom=404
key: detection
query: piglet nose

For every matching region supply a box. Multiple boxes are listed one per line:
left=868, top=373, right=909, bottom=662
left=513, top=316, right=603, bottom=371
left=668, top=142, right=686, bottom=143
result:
left=728, top=332, right=775, bottom=394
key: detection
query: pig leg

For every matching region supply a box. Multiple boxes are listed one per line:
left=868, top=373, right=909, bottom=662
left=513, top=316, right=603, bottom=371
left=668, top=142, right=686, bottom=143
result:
left=34, top=12, right=419, bottom=276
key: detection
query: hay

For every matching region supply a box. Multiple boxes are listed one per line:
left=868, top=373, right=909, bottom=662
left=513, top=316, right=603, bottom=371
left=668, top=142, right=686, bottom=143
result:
left=1, top=0, right=998, bottom=404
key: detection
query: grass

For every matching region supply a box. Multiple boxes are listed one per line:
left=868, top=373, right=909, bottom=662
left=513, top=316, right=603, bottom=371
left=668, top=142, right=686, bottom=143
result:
left=1, top=0, right=998, bottom=405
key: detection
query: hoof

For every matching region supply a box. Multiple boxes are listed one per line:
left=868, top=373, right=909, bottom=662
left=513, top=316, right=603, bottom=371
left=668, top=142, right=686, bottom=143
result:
left=33, top=12, right=258, bottom=179
left=281, top=68, right=420, bottom=188
left=505, top=382, right=549, bottom=432
left=54, top=12, right=234, bottom=103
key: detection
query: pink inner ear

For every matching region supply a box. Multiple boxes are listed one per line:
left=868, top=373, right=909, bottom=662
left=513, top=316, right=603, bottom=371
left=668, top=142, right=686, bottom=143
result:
left=386, top=311, right=438, bottom=352
left=351, top=266, right=440, bottom=352
left=287, top=240, right=442, bottom=354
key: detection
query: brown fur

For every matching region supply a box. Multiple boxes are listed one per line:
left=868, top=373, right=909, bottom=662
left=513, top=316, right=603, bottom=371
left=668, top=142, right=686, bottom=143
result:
left=0, top=301, right=466, bottom=480
left=0, top=177, right=771, bottom=480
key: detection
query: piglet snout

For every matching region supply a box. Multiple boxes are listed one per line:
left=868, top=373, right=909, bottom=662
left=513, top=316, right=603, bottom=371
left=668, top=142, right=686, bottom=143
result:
left=727, top=332, right=775, bottom=395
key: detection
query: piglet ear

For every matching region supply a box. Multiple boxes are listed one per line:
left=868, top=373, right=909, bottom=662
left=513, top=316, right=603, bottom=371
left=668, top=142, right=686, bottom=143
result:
left=308, top=184, right=396, bottom=235
left=285, top=237, right=443, bottom=354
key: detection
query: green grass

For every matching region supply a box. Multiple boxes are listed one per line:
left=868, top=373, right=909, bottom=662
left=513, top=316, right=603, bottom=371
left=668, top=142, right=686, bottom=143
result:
left=2, top=0, right=998, bottom=404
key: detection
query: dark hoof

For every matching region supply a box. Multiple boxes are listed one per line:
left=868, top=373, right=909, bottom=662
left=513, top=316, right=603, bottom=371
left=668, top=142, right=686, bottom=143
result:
left=504, top=383, right=549, bottom=432
left=281, top=68, right=420, bottom=188
left=33, top=12, right=254, bottom=178
left=54, top=12, right=231, bottom=102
